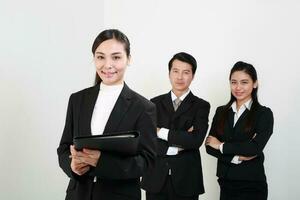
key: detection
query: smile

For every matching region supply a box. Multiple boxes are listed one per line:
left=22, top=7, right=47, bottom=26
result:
left=101, top=71, right=117, bottom=77
left=234, top=92, right=244, bottom=96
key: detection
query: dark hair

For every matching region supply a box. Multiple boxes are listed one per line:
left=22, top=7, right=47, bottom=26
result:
left=92, top=29, right=130, bottom=85
left=168, top=52, right=197, bottom=75
left=218, top=61, right=260, bottom=134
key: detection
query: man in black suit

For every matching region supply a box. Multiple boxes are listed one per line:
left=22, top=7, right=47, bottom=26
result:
left=142, top=52, right=210, bottom=200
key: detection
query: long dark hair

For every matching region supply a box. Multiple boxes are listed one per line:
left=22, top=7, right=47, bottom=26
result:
left=92, top=29, right=131, bottom=85
left=217, top=61, right=260, bottom=134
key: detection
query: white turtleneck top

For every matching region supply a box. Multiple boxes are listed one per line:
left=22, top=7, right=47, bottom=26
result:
left=90, top=82, right=124, bottom=135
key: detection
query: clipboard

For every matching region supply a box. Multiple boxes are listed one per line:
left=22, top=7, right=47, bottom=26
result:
left=73, top=131, right=140, bottom=155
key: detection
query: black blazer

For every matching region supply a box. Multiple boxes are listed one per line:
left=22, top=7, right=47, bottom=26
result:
left=206, top=104, right=274, bottom=181
left=141, top=91, right=210, bottom=196
left=57, top=83, right=157, bottom=200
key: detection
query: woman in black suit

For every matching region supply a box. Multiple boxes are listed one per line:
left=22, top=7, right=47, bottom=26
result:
left=205, top=61, right=274, bottom=200
left=57, top=29, right=157, bottom=200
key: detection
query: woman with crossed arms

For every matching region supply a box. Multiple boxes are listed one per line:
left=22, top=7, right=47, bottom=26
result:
left=206, top=61, right=274, bottom=200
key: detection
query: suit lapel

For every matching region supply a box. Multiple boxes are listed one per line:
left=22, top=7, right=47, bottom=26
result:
left=103, top=83, right=132, bottom=134
left=234, top=109, right=249, bottom=129
left=79, top=84, right=100, bottom=136
left=227, top=108, right=234, bottom=129
left=162, top=92, right=175, bottom=115
left=221, top=108, right=234, bottom=140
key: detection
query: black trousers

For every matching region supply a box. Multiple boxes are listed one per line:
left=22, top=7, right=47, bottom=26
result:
left=218, top=178, right=268, bottom=200
left=91, top=179, right=141, bottom=200
left=146, top=175, right=198, bottom=200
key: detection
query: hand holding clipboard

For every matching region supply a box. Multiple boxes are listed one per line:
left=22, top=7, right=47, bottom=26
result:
left=73, top=131, right=140, bottom=156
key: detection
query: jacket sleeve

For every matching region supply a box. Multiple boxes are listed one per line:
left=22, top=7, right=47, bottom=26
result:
left=205, top=107, right=235, bottom=164
left=223, top=108, right=274, bottom=156
left=90, top=103, right=157, bottom=180
left=57, top=94, right=86, bottom=180
left=168, top=102, right=210, bottom=150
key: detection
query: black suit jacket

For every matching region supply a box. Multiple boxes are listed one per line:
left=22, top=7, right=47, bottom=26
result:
left=141, top=91, right=210, bottom=196
left=206, top=104, right=274, bottom=181
left=57, top=83, right=157, bottom=200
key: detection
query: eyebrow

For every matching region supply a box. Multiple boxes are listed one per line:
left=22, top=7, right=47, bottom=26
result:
left=172, top=68, right=191, bottom=72
left=95, top=52, right=123, bottom=55
left=231, top=79, right=250, bottom=82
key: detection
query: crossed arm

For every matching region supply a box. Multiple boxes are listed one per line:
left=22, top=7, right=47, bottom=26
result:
left=205, top=107, right=273, bottom=164
left=205, top=135, right=257, bottom=162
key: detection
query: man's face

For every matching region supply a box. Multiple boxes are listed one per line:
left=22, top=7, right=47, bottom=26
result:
left=169, top=59, right=194, bottom=94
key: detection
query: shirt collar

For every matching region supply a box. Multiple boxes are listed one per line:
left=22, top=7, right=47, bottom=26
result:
left=171, top=89, right=190, bottom=102
left=100, top=82, right=124, bottom=92
left=231, top=98, right=253, bottom=113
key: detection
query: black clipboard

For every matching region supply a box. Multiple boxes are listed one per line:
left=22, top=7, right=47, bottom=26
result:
left=73, top=131, right=140, bottom=155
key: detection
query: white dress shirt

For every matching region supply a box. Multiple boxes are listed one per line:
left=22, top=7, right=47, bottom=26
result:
left=219, top=98, right=253, bottom=164
left=90, top=83, right=124, bottom=135
left=157, top=89, right=190, bottom=155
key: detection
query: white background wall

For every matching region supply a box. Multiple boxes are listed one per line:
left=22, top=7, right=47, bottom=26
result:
left=1, top=0, right=299, bottom=199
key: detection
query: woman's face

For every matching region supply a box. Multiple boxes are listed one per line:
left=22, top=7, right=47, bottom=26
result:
left=230, top=70, right=257, bottom=104
left=94, top=39, right=130, bottom=85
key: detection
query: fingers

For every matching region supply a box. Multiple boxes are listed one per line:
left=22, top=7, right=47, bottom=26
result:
left=248, top=155, right=257, bottom=160
left=70, top=145, right=76, bottom=155
left=205, top=136, right=211, bottom=145
left=156, top=128, right=160, bottom=132
left=79, top=165, right=90, bottom=175
left=77, top=156, right=98, bottom=167
left=205, top=136, right=221, bottom=150
left=188, top=126, right=194, bottom=132
left=70, top=145, right=101, bottom=168
left=239, top=156, right=245, bottom=161
left=70, top=156, right=90, bottom=175
left=83, top=149, right=101, bottom=159
left=71, top=154, right=88, bottom=166
left=72, top=164, right=90, bottom=176
left=82, top=148, right=98, bottom=155
left=239, top=155, right=257, bottom=161
left=82, top=149, right=101, bottom=167
left=205, top=136, right=214, bottom=144
left=70, top=145, right=87, bottom=157
left=70, top=145, right=95, bottom=170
